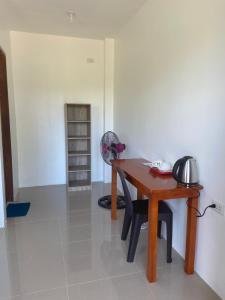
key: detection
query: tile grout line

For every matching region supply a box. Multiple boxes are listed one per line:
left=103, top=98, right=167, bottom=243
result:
left=1, top=285, right=68, bottom=300
left=67, top=270, right=144, bottom=289
left=59, top=233, right=121, bottom=246
left=57, top=219, right=70, bottom=300
left=6, top=210, right=107, bottom=226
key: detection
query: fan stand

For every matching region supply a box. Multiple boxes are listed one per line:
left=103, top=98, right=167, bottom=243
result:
left=98, top=195, right=126, bottom=210
left=99, top=131, right=126, bottom=210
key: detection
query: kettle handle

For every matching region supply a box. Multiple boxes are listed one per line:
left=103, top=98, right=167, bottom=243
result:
left=172, top=158, right=183, bottom=182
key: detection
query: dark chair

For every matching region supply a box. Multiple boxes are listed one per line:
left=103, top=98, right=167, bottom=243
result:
left=117, top=167, right=173, bottom=263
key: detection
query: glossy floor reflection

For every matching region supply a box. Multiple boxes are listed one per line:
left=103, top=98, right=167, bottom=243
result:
left=0, top=183, right=220, bottom=300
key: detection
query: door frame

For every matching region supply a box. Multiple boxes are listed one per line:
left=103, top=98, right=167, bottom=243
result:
left=0, top=47, right=14, bottom=202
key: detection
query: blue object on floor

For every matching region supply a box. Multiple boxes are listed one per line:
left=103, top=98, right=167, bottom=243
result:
left=7, top=202, right=30, bottom=218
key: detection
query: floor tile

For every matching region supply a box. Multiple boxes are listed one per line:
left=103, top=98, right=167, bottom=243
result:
left=68, top=272, right=154, bottom=300
left=0, top=245, right=66, bottom=298
left=2, top=220, right=61, bottom=258
left=134, top=229, right=184, bottom=270
left=150, top=264, right=219, bottom=300
left=11, top=287, right=68, bottom=300
left=0, top=183, right=220, bottom=300
left=63, top=234, right=140, bottom=285
left=10, top=185, right=68, bottom=223
left=63, top=239, right=106, bottom=284
left=59, top=210, right=123, bottom=244
left=0, top=251, right=25, bottom=299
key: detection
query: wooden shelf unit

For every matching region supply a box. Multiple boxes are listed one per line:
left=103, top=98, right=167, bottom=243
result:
left=65, top=104, right=91, bottom=191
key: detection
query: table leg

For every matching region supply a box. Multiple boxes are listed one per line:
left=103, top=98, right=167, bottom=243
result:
left=111, top=166, right=117, bottom=220
left=185, top=196, right=198, bottom=274
left=147, top=195, right=158, bottom=282
left=137, top=189, right=143, bottom=200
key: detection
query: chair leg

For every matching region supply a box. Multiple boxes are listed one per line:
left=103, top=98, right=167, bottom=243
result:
left=158, top=220, right=162, bottom=239
left=127, top=215, right=142, bottom=262
left=166, top=216, right=173, bottom=263
left=121, top=211, right=132, bottom=241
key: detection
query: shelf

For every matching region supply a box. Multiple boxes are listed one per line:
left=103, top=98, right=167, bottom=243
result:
left=69, top=180, right=91, bottom=187
left=66, top=104, right=91, bottom=189
left=68, top=156, right=91, bottom=172
left=67, top=122, right=90, bottom=138
left=68, top=136, right=91, bottom=140
left=68, top=151, right=91, bottom=156
left=68, top=185, right=91, bottom=192
left=67, top=104, right=91, bottom=122
left=68, top=166, right=91, bottom=172
left=68, top=138, right=91, bottom=154
left=67, top=121, right=91, bottom=123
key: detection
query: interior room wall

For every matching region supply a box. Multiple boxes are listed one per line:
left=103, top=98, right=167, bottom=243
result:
left=0, top=30, right=19, bottom=227
left=104, top=39, right=114, bottom=183
left=114, top=0, right=225, bottom=298
left=10, top=31, right=114, bottom=187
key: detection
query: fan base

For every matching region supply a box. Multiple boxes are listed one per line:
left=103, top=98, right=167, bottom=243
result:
left=98, top=195, right=126, bottom=210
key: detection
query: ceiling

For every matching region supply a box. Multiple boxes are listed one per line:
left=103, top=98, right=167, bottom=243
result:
left=0, top=0, right=146, bottom=39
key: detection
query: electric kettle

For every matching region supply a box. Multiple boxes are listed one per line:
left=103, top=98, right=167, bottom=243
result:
left=172, top=156, right=199, bottom=186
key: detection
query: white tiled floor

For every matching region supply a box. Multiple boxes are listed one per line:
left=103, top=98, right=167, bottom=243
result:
left=0, top=183, right=220, bottom=300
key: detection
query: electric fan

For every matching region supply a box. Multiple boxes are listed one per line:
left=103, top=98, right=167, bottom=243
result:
left=98, top=131, right=126, bottom=209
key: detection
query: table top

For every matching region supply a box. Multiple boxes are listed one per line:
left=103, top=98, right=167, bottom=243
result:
left=112, top=158, right=203, bottom=198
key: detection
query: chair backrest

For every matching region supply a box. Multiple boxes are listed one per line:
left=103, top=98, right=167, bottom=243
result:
left=117, top=167, right=133, bottom=215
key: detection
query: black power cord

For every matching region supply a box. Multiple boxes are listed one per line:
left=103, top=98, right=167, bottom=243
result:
left=186, top=200, right=216, bottom=218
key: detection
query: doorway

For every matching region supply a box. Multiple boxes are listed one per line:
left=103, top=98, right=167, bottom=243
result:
left=0, top=48, right=14, bottom=202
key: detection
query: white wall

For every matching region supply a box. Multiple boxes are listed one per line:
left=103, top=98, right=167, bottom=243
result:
left=114, top=0, right=225, bottom=298
left=104, top=39, right=115, bottom=183
left=10, top=32, right=114, bottom=187
left=0, top=30, right=19, bottom=227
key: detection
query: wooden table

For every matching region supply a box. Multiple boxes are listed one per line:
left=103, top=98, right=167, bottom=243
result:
left=111, top=158, right=203, bottom=283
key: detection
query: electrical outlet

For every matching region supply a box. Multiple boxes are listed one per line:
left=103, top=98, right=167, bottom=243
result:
left=212, top=201, right=225, bottom=216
